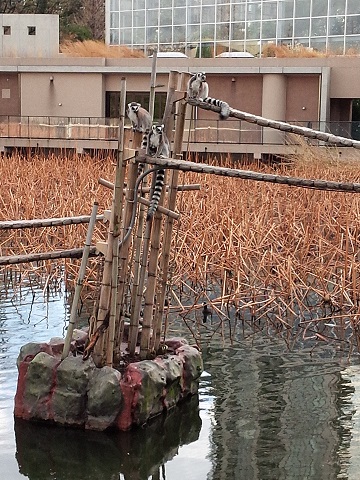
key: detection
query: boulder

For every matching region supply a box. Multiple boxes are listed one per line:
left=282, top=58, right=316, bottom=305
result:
left=14, top=337, right=203, bottom=431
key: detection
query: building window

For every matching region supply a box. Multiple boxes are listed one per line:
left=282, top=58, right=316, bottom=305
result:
left=106, top=91, right=166, bottom=121
left=28, top=26, right=36, bottom=35
left=3, top=26, right=11, bottom=35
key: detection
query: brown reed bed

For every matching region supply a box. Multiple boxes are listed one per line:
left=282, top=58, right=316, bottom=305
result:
left=0, top=151, right=114, bottom=297
left=60, top=40, right=145, bottom=58
left=2, top=147, right=360, bottom=352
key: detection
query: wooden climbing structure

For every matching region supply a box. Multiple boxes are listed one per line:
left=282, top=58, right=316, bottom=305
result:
left=60, top=69, right=360, bottom=368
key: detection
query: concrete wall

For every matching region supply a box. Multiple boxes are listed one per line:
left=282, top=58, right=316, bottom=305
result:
left=0, top=55, right=359, bottom=124
left=104, top=73, right=169, bottom=93
left=0, top=15, right=59, bottom=58
left=21, top=73, right=104, bottom=118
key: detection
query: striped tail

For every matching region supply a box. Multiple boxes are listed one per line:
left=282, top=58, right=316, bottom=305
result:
left=203, top=97, right=230, bottom=120
left=146, top=169, right=165, bottom=221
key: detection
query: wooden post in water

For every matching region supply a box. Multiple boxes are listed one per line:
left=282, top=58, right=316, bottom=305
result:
left=127, top=53, right=157, bottom=356
left=62, top=201, right=99, bottom=360
left=139, top=71, right=180, bottom=359
left=152, top=72, right=189, bottom=351
left=90, top=78, right=127, bottom=367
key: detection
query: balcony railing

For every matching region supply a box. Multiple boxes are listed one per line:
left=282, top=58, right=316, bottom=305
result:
left=0, top=116, right=359, bottom=145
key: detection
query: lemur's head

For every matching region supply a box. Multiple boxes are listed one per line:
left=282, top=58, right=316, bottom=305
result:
left=196, top=72, right=206, bottom=82
left=128, top=102, right=141, bottom=113
left=152, top=124, right=165, bottom=135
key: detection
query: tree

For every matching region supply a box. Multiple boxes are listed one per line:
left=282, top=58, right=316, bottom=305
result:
left=0, top=0, right=105, bottom=41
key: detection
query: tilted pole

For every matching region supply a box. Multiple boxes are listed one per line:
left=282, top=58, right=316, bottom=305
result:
left=62, top=201, right=99, bottom=360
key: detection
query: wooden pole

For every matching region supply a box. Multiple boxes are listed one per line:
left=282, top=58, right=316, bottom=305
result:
left=127, top=61, right=160, bottom=356
left=98, top=176, right=200, bottom=193
left=152, top=72, right=188, bottom=351
left=136, top=154, right=360, bottom=194
left=149, top=49, right=157, bottom=120
left=0, top=215, right=104, bottom=230
left=187, top=97, right=360, bottom=149
left=62, top=202, right=99, bottom=360
left=0, top=247, right=98, bottom=266
left=92, top=77, right=127, bottom=366
left=115, top=160, right=138, bottom=355
left=139, top=71, right=180, bottom=359
left=106, top=77, right=128, bottom=367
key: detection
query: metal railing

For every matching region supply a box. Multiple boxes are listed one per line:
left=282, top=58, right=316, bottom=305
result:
left=0, top=116, right=359, bottom=146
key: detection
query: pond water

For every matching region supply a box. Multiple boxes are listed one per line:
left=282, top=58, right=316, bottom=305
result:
left=1, top=282, right=360, bottom=479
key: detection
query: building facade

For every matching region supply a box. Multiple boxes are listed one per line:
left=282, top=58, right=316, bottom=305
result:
left=0, top=14, right=59, bottom=58
left=106, top=0, right=360, bottom=57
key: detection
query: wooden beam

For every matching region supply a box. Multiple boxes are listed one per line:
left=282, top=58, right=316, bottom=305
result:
left=0, top=215, right=104, bottom=230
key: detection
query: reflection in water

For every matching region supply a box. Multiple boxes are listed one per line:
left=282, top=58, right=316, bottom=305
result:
left=203, top=346, right=360, bottom=480
left=2, top=282, right=360, bottom=479
left=15, top=395, right=201, bottom=480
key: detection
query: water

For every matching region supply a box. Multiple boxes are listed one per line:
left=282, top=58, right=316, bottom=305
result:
left=1, top=282, right=360, bottom=479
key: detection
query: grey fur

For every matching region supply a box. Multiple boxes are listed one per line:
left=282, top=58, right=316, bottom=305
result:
left=187, top=71, right=230, bottom=120
left=141, top=124, right=170, bottom=220
left=127, top=102, right=152, bottom=133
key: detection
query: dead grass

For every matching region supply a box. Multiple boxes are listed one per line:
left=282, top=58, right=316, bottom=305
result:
left=262, top=43, right=360, bottom=58
left=2, top=147, right=360, bottom=352
left=60, top=40, right=145, bottom=58
left=167, top=146, right=360, bottom=351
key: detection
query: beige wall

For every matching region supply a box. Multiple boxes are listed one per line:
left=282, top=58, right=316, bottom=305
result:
left=105, top=73, right=169, bottom=93
left=198, top=75, right=263, bottom=119
left=0, top=73, right=20, bottom=116
left=21, top=73, right=104, bottom=118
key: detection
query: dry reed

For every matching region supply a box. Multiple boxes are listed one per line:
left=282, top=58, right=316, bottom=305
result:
left=2, top=146, right=360, bottom=352
left=60, top=40, right=145, bottom=58
left=262, top=43, right=360, bottom=58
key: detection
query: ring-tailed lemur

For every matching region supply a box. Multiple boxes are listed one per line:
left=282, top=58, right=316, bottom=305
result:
left=141, top=124, right=170, bottom=221
left=187, top=72, right=230, bottom=120
left=127, top=102, right=152, bottom=133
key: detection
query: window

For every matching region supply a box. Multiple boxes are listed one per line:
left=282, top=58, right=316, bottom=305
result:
left=28, top=26, right=36, bottom=35
left=3, top=26, right=11, bottom=35
left=106, top=92, right=166, bottom=122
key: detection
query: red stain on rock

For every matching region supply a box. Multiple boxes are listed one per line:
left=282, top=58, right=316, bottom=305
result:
left=14, top=361, right=30, bottom=419
left=116, top=364, right=144, bottom=430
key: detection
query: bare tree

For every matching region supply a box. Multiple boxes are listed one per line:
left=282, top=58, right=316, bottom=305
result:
left=0, top=0, right=105, bottom=40
left=81, top=0, right=105, bottom=40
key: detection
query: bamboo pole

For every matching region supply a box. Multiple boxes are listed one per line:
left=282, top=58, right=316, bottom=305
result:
left=115, top=160, right=139, bottom=354
left=149, top=49, right=157, bottom=120
left=187, top=98, right=360, bottom=149
left=0, top=215, right=104, bottom=230
left=92, top=77, right=127, bottom=366
left=136, top=155, right=360, bottom=194
left=0, top=247, right=98, bottom=266
left=127, top=63, right=164, bottom=356
left=98, top=176, right=200, bottom=193
left=62, top=202, right=99, bottom=360
left=152, top=72, right=188, bottom=351
left=139, top=71, right=180, bottom=359
left=106, top=77, right=128, bottom=366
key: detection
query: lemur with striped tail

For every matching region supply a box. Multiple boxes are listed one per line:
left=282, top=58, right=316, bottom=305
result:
left=187, top=72, right=230, bottom=120
left=141, top=124, right=170, bottom=221
left=127, top=102, right=152, bottom=133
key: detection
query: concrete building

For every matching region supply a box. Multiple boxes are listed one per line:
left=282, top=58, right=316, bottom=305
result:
left=0, top=14, right=360, bottom=158
left=106, top=0, right=360, bottom=57
left=0, top=14, right=59, bottom=58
